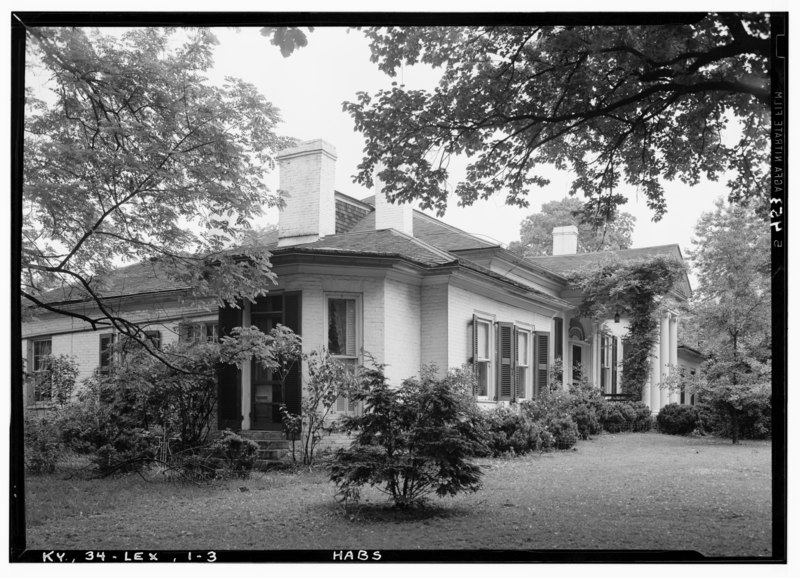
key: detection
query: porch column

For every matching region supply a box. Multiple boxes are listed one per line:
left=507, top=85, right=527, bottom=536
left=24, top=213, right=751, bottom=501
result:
left=642, top=363, right=651, bottom=408
left=649, top=339, right=661, bottom=412
left=659, top=314, right=670, bottom=409
left=669, top=314, right=679, bottom=404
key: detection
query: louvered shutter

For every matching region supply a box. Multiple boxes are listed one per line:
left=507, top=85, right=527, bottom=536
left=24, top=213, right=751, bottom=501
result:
left=611, top=336, right=618, bottom=395
left=471, top=314, right=479, bottom=395
left=514, top=327, right=523, bottom=399
left=496, top=322, right=514, bottom=401
left=600, top=335, right=608, bottom=392
left=534, top=332, right=550, bottom=397
left=554, top=317, right=563, bottom=359
left=217, top=302, right=243, bottom=430
left=282, top=292, right=302, bottom=416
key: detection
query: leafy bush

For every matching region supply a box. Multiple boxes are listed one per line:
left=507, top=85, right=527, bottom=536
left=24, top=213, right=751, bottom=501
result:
left=548, top=416, right=579, bottom=449
left=656, top=403, right=699, bottom=435
left=24, top=414, right=63, bottom=474
left=28, top=354, right=79, bottom=406
left=598, top=402, right=638, bottom=433
left=207, top=430, right=259, bottom=477
left=330, top=365, right=484, bottom=508
left=480, top=406, right=552, bottom=455
left=280, top=350, right=359, bottom=465
left=519, top=390, right=572, bottom=424
left=625, top=401, right=654, bottom=431
left=570, top=403, right=601, bottom=439
left=691, top=355, right=772, bottom=443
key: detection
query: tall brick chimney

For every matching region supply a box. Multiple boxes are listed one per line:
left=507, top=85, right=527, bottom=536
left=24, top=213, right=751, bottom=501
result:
left=374, top=164, right=413, bottom=236
left=552, top=225, right=578, bottom=255
left=276, top=140, right=337, bottom=247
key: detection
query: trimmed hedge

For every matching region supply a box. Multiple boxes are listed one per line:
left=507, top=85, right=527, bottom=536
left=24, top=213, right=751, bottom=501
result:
left=656, top=403, right=699, bottom=435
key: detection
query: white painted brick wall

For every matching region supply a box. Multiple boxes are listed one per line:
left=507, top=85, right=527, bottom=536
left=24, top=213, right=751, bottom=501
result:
left=420, top=280, right=449, bottom=375
left=448, top=283, right=555, bottom=378
left=383, top=277, right=421, bottom=385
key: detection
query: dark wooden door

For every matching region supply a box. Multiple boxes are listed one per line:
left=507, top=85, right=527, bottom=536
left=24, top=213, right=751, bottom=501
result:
left=249, top=293, right=302, bottom=431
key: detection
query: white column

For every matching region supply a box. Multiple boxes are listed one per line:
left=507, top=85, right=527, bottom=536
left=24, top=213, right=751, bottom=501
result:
left=659, top=314, right=670, bottom=409
left=649, top=339, right=661, bottom=412
left=669, top=314, right=679, bottom=404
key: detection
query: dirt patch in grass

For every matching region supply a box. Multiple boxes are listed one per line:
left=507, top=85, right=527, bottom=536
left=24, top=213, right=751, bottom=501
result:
left=24, top=433, right=772, bottom=557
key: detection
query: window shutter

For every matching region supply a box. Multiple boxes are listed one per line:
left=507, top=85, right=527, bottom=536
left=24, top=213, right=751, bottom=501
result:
left=496, top=322, right=514, bottom=401
left=471, top=314, right=479, bottom=396
left=282, top=292, right=302, bottom=416
left=600, top=335, right=607, bottom=392
left=218, top=302, right=243, bottom=430
left=612, top=337, right=618, bottom=394
left=554, top=317, right=563, bottom=359
left=534, top=332, right=550, bottom=397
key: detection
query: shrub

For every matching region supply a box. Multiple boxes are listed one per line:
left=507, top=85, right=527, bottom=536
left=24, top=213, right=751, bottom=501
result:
left=519, top=390, right=572, bottom=424
left=598, top=402, right=638, bottom=433
left=570, top=403, right=601, bottom=439
left=656, top=403, right=699, bottom=435
left=625, top=401, right=654, bottom=431
left=330, top=365, right=484, bottom=508
left=280, top=350, right=359, bottom=466
left=28, top=354, right=79, bottom=406
left=548, top=416, right=579, bottom=449
left=480, top=406, right=552, bottom=456
left=24, top=414, right=62, bottom=474
left=207, top=430, right=259, bottom=477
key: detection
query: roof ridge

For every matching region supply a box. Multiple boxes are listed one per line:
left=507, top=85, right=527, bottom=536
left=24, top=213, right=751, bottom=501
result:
left=382, top=228, right=458, bottom=262
left=412, top=210, right=501, bottom=248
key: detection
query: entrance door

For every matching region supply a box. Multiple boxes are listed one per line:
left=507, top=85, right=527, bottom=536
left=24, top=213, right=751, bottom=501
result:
left=572, top=344, right=584, bottom=384
left=248, top=293, right=302, bottom=431
left=251, top=311, right=282, bottom=430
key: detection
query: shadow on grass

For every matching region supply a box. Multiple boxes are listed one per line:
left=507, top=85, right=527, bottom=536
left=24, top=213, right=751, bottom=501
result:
left=313, top=498, right=473, bottom=525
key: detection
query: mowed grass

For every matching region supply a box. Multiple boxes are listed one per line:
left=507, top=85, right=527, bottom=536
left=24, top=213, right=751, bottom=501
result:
left=24, top=432, right=772, bottom=557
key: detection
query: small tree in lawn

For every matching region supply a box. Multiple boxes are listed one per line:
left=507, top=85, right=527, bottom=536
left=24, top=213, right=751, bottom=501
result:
left=281, top=350, right=358, bottom=466
left=330, top=365, right=484, bottom=509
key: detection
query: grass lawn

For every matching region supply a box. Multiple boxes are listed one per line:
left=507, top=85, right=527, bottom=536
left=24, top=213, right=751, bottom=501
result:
left=23, top=432, right=772, bottom=558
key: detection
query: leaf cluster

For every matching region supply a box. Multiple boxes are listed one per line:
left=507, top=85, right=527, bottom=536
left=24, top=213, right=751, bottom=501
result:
left=23, top=27, right=291, bottom=355
left=348, top=17, right=769, bottom=218
left=567, top=256, right=686, bottom=396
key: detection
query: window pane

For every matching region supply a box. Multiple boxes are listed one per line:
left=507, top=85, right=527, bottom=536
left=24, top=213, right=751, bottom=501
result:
left=328, top=298, right=356, bottom=356
left=477, top=321, right=489, bottom=359
left=477, top=361, right=488, bottom=396
left=33, top=339, right=52, bottom=371
left=517, top=331, right=529, bottom=365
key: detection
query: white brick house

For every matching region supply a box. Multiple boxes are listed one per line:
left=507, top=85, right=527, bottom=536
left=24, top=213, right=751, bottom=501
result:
left=22, top=139, right=693, bottom=431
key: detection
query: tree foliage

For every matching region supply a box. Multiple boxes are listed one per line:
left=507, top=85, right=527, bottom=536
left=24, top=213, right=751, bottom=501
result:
left=686, top=199, right=771, bottom=359
left=681, top=199, right=771, bottom=443
left=508, top=197, right=635, bottom=257
left=23, top=27, right=291, bottom=356
left=346, top=16, right=769, bottom=218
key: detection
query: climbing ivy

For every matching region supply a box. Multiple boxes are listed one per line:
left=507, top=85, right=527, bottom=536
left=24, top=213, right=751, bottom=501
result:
left=566, top=257, right=686, bottom=398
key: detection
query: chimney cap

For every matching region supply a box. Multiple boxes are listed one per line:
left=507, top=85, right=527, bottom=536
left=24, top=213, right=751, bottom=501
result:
left=276, top=139, right=337, bottom=161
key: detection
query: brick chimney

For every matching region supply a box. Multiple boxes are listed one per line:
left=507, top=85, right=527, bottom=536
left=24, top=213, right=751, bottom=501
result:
left=552, top=225, right=578, bottom=255
left=374, top=164, right=413, bottom=236
left=276, top=140, right=337, bottom=247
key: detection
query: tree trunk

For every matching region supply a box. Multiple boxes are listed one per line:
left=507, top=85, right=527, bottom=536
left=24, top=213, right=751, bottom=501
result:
left=730, top=409, right=739, bottom=444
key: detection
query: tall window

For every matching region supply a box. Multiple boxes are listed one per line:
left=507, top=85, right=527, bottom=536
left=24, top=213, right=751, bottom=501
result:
left=473, top=316, right=492, bottom=397
left=516, top=328, right=531, bottom=399
left=327, top=294, right=361, bottom=413
left=31, top=337, right=52, bottom=402
left=99, top=333, right=115, bottom=374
